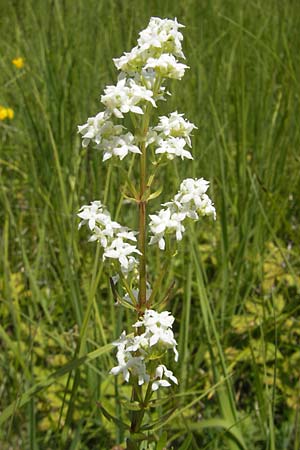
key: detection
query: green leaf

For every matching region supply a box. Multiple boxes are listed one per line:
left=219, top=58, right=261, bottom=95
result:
left=97, top=402, right=130, bottom=429
left=141, top=408, right=175, bottom=431
left=178, top=434, right=192, bottom=450
left=130, top=432, right=149, bottom=442
left=109, top=277, right=136, bottom=310
left=146, top=185, right=163, bottom=201
left=156, top=431, right=167, bottom=450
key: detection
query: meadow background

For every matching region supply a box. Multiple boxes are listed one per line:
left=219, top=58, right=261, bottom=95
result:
left=1, top=0, right=300, bottom=449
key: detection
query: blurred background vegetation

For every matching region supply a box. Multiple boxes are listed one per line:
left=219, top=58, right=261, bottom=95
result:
left=0, top=0, right=300, bottom=448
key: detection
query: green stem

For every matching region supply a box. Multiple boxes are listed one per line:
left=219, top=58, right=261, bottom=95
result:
left=138, top=147, right=147, bottom=310
left=137, top=77, right=161, bottom=311
left=127, top=382, right=154, bottom=449
left=129, top=78, right=161, bottom=449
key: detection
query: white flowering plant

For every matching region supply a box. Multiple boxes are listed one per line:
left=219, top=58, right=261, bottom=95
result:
left=78, top=17, right=215, bottom=449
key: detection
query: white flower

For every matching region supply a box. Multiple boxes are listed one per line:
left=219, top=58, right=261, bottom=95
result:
left=77, top=201, right=107, bottom=230
left=117, top=230, right=138, bottom=241
left=113, top=17, right=185, bottom=73
left=148, top=209, right=172, bottom=250
left=152, top=364, right=178, bottom=391
left=137, top=17, right=185, bottom=59
left=78, top=201, right=140, bottom=273
left=88, top=225, right=112, bottom=248
left=110, top=332, right=150, bottom=385
left=78, top=111, right=141, bottom=161
left=112, top=330, right=128, bottom=348
left=110, top=309, right=178, bottom=386
left=154, top=111, right=197, bottom=147
left=155, top=136, right=193, bottom=160
left=110, top=352, right=149, bottom=385
left=113, top=45, right=149, bottom=73
left=134, top=309, right=175, bottom=330
left=149, top=207, right=186, bottom=250
left=145, top=54, right=188, bottom=80
left=128, top=78, right=156, bottom=107
left=100, top=132, right=141, bottom=161
left=126, top=334, right=149, bottom=353
left=101, top=78, right=156, bottom=118
left=152, top=379, right=171, bottom=390
left=149, top=327, right=178, bottom=360
left=78, top=112, right=123, bottom=148
left=133, top=309, right=178, bottom=361
left=175, top=178, right=216, bottom=220
left=149, top=178, right=216, bottom=249
left=103, top=237, right=141, bottom=271
left=177, top=177, right=209, bottom=197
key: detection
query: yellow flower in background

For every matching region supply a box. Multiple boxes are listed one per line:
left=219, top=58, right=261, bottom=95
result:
left=0, top=106, right=14, bottom=121
left=6, top=108, right=14, bottom=119
left=0, top=106, right=7, bottom=120
left=12, top=57, right=24, bottom=68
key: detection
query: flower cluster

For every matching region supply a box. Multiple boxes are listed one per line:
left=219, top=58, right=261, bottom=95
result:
left=145, top=111, right=196, bottom=160
left=78, top=79, right=156, bottom=160
left=144, top=54, right=188, bottom=80
left=154, top=111, right=196, bottom=146
left=78, top=201, right=140, bottom=273
left=0, top=106, right=14, bottom=121
left=78, top=17, right=189, bottom=162
left=101, top=78, right=156, bottom=118
left=78, top=111, right=140, bottom=161
left=113, top=17, right=185, bottom=74
left=110, top=309, right=178, bottom=390
left=149, top=178, right=216, bottom=250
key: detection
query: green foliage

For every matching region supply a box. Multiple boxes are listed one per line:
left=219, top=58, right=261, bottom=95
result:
left=1, top=0, right=300, bottom=448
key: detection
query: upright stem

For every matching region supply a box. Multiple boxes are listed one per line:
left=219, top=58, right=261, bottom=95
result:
left=129, top=80, right=161, bottom=449
left=138, top=109, right=151, bottom=311
left=138, top=137, right=147, bottom=310
left=137, top=77, right=161, bottom=311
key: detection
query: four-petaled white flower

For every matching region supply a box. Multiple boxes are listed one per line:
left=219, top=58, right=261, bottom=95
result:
left=78, top=111, right=143, bottom=162
left=137, top=17, right=185, bottom=59
left=149, top=178, right=216, bottom=250
left=145, top=54, right=188, bottom=80
left=78, top=111, right=120, bottom=148
left=133, top=309, right=178, bottom=361
left=149, top=208, right=186, bottom=250
left=110, top=334, right=150, bottom=385
left=103, top=237, right=141, bottom=271
left=155, top=136, right=193, bottom=160
left=77, top=201, right=140, bottom=274
left=134, top=309, right=175, bottom=330
left=152, top=364, right=178, bottom=391
left=154, top=111, right=197, bottom=147
left=101, top=78, right=156, bottom=118
left=110, top=309, right=179, bottom=389
left=100, top=133, right=141, bottom=161
left=113, top=17, right=185, bottom=74
left=174, top=178, right=217, bottom=220
left=78, top=201, right=107, bottom=230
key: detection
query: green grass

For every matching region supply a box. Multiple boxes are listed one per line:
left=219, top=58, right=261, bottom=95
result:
left=1, top=0, right=300, bottom=448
